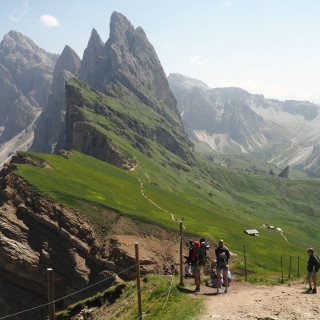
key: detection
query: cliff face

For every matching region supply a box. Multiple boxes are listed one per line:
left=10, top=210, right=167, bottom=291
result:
left=65, top=78, right=194, bottom=169
left=0, top=31, right=57, bottom=142
left=0, top=153, right=180, bottom=319
left=31, top=45, right=81, bottom=153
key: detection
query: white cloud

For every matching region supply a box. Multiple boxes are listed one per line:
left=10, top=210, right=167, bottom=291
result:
left=40, top=14, right=60, bottom=27
left=189, top=55, right=208, bottom=67
left=9, top=0, right=28, bottom=22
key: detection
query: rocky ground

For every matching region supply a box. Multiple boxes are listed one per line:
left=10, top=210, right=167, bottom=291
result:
left=189, top=279, right=320, bottom=320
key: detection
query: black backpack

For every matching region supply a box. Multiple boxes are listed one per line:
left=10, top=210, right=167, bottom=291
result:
left=188, top=243, right=196, bottom=262
left=216, top=252, right=227, bottom=267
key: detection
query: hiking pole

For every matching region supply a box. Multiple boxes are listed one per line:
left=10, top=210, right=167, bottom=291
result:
left=135, top=242, right=143, bottom=319
left=179, top=221, right=183, bottom=285
left=47, top=268, right=55, bottom=320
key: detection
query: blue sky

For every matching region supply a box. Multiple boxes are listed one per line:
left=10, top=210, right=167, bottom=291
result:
left=1, top=0, right=320, bottom=103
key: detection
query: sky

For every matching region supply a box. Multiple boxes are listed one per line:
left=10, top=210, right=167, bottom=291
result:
left=1, top=0, right=320, bottom=103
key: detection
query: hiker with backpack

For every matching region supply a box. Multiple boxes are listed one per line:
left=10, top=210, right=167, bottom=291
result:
left=215, top=239, right=230, bottom=293
left=305, top=248, right=319, bottom=294
left=210, top=259, right=232, bottom=287
left=188, top=239, right=209, bottom=292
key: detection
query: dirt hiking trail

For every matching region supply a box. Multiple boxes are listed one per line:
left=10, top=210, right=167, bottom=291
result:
left=189, top=279, right=320, bottom=319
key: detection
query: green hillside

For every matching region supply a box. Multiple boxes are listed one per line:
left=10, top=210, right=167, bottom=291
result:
left=15, top=147, right=320, bottom=281
left=12, top=78, right=320, bottom=282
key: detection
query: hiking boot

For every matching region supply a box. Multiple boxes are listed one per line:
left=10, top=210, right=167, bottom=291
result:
left=306, top=287, right=313, bottom=293
left=313, top=288, right=317, bottom=294
left=193, top=288, right=200, bottom=292
left=217, top=288, right=221, bottom=293
left=224, top=288, right=228, bottom=293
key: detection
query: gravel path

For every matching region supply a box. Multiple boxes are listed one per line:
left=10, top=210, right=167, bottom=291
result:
left=190, top=280, right=320, bottom=319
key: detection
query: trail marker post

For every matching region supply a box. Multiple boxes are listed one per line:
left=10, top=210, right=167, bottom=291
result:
left=47, top=268, right=55, bottom=320
left=244, top=245, right=247, bottom=282
left=281, top=257, right=284, bottom=283
left=298, top=256, right=300, bottom=277
left=180, top=221, right=183, bottom=285
left=135, top=242, right=143, bottom=319
left=289, top=256, right=292, bottom=278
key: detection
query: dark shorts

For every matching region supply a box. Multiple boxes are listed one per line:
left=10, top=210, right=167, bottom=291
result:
left=191, top=264, right=202, bottom=275
left=308, top=270, right=318, bottom=279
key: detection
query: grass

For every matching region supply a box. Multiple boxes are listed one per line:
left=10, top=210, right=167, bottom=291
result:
left=54, top=275, right=204, bottom=320
left=14, top=149, right=320, bottom=281
left=90, top=274, right=204, bottom=320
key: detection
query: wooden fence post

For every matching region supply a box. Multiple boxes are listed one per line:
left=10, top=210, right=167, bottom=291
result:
left=244, top=245, right=247, bottom=282
left=179, top=221, right=183, bottom=286
left=281, top=257, right=284, bottom=283
left=298, top=256, right=300, bottom=277
left=289, top=256, right=292, bottom=278
left=135, top=242, right=143, bottom=319
left=47, top=268, right=55, bottom=320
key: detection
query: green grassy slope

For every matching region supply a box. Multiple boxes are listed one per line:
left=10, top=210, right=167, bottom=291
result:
left=13, top=78, right=320, bottom=281
left=15, top=148, right=320, bottom=281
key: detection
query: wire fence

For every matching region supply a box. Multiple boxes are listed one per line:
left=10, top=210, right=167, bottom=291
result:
left=0, top=232, right=182, bottom=320
left=0, top=227, right=308, bottom=320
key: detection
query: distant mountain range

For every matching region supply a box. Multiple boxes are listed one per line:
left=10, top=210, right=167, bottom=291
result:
left=168, top=73, right=320, bottom=176
left=0, top=20, right=320, bottom=177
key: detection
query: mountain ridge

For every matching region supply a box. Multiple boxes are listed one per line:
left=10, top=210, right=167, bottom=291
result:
left=168, top=73, right=320, bottom=176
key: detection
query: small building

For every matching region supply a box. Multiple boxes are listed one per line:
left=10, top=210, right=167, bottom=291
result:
left=276, top=227, right=283, bottom=232
left=244, top=229, right=259, bottom=236
left=268, top=226, right=275, bottom=230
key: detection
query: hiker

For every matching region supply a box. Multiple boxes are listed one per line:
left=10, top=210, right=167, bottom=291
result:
left=189, top=240, right=207, bottom=292
left=210, top=260, right=220, bottom=287
left=184, top=259, right=192, bottom=278
left=305, top=248, right=318, bottom=294
left=215, top=239, right=230, bottom=293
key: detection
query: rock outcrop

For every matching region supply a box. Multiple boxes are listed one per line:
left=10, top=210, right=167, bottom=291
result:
left=31, top=45, right=81, bottom=153
left=0, top=153, right=181, bottom=319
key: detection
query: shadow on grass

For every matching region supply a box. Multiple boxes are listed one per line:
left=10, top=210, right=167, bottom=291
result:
left=177, top=286, right=197, bottom=294
left=177, top=285, right=221, bottom=296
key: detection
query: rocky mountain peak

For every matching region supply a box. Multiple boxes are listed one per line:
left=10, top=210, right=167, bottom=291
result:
left=86, top=28, right=104, bottom=53
left=0, top=30, right=57, bottom=69
left=105, top=12, right=182, bottom=129
left=0, top=30, right=57, bottom=146
left=54, top=45, right=81, bottom=78
left=168, top=73, right=210, bottom=91
left=79, top=28, right=105, bottom=88
left=31, top=44, right=81, bottom=154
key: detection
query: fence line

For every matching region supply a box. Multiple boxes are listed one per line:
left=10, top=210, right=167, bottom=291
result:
left=2, top=225, right=305, bottom=320
left=0, top=230, right=183, bottom=320
left=0, top=259, right=144, bottom=320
